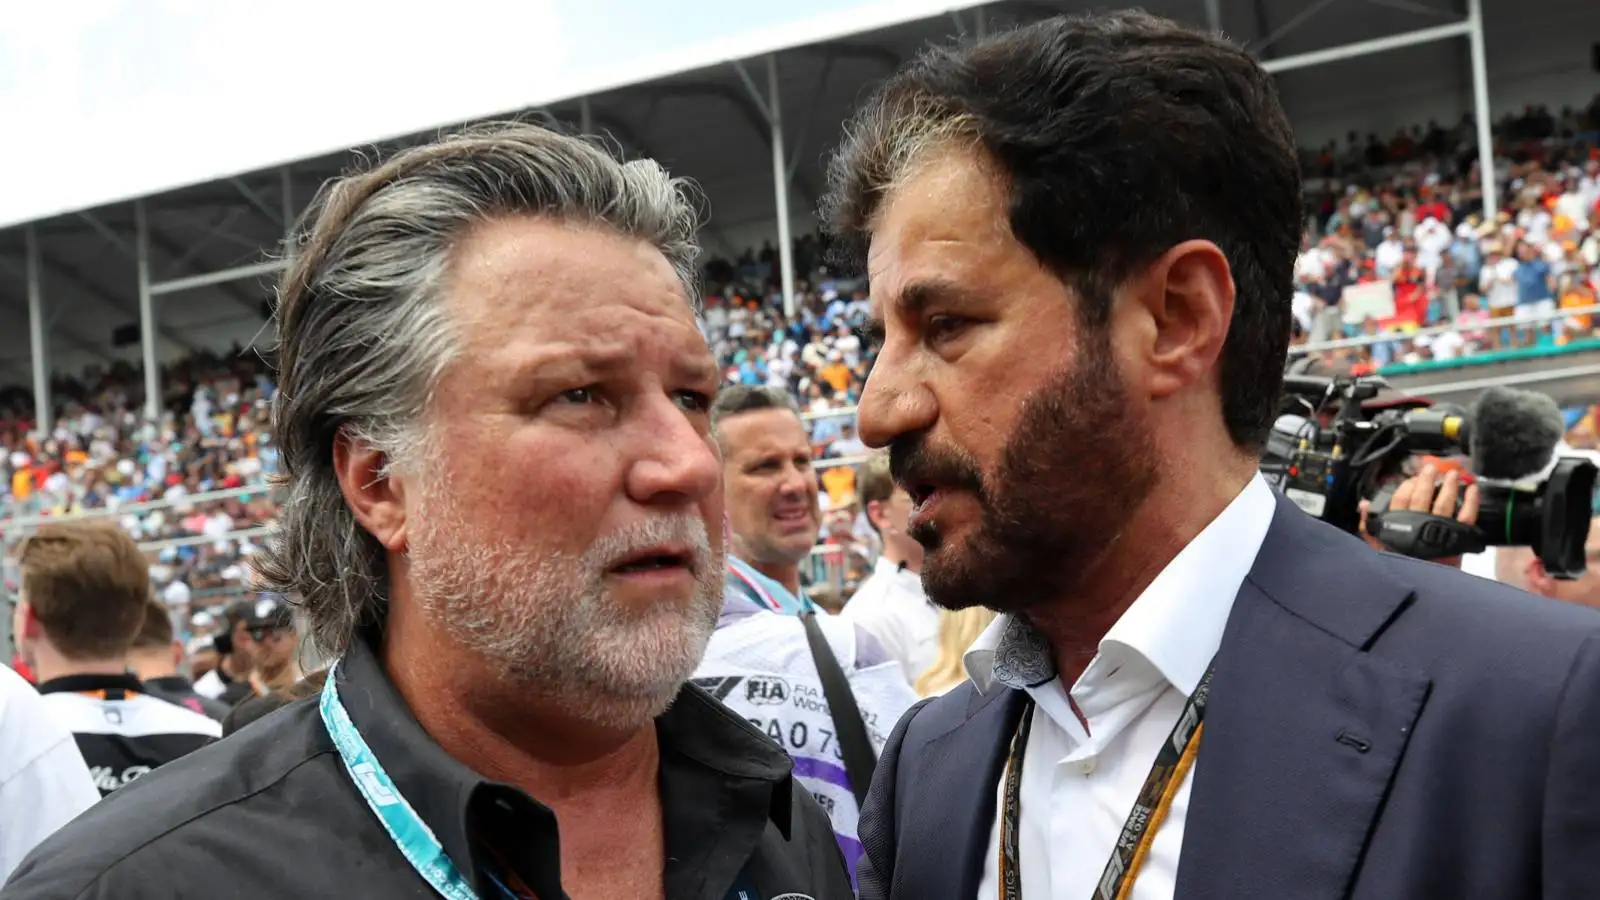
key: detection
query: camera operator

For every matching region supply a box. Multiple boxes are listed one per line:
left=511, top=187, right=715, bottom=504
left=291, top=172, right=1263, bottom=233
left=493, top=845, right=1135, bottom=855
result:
left=1360, top=461, right=1480, bottom=568
left=1497, top=518, right=1600, bottom=609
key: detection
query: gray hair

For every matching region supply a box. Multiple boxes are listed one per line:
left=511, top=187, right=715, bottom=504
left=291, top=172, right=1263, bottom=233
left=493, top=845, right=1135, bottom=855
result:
left=254, top=121, right=705, bottom=659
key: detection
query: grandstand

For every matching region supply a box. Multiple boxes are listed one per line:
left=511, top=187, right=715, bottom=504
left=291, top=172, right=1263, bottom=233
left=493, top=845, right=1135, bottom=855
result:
left=1, top=0, right=1598, bottom=641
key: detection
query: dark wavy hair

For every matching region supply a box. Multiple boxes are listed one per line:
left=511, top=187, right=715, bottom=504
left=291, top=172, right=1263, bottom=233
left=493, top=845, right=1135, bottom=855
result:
left=823, top=11, right=1304, bottom=449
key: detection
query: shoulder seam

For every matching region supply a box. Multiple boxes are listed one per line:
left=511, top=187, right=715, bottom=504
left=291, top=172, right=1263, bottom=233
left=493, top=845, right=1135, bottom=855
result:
left=65, top=749, right=338, bottom=899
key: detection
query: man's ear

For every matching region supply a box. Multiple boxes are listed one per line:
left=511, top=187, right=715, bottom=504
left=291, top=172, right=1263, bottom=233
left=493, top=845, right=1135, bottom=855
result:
left=16, top=602, right=43, bottom=640
left=1120, top=239, right=1235, bottom=401
left=333, top=428, right=411, bottom=554
left=169, top=639, right=185, bottom=671
left=1525, top=555, right=1557, bottom=597
left=865, top=498, right=888, bottom=533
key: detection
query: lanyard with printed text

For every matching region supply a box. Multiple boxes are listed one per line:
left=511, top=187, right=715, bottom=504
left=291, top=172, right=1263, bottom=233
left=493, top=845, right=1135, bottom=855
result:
left=998, top=660, right=1215, bottom=900
left=321, top=661, right=766, bottom=900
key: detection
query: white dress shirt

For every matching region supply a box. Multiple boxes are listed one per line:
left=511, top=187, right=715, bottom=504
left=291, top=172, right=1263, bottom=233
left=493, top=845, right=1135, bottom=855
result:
left=842, top=556, right=941, bottom=685
left=970, top=473, right=1276, bottom=900
left=0, top=665, right=100, bottom=881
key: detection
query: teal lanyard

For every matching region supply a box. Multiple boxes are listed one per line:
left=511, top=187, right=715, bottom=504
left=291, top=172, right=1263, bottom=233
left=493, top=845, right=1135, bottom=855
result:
left=320, top=660, right=766, bottom=900
left=320, top=661, right=491, bottom=899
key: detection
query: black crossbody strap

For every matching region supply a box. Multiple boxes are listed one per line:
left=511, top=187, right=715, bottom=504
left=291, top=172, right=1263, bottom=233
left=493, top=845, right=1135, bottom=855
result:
left=800, top=612, right=877, bottom=807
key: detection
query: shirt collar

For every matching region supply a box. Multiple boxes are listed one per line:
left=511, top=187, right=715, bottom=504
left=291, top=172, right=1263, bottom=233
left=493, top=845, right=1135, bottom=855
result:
left=726, top=556, right=813, bottom=615
left=964, top=472, right=1277, bottom=697
left=335, top=629, right=797, bottom=894
left=872, top=555, right=920, bottom=584
left=36, top=672, right=146, bottom=696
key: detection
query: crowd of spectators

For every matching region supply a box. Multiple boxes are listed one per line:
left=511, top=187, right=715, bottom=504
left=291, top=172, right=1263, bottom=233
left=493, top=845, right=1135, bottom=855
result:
left=4, top=100, right=1600, bottom=608
left=0, top=352, right=279, bottom=610
left=1291, top=101, right=1600, bottom=372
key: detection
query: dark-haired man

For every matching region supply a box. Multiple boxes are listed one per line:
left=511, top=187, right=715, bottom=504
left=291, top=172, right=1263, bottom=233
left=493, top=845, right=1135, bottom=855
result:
left=840, top=451, right=936, bottom=686
left=126, top=599, right=229, bottom=721
left=825, top=12, right=1600, bottom=900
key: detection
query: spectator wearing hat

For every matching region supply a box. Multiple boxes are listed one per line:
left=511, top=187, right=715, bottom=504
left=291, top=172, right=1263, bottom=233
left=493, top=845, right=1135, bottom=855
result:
left=240, top=594, right=302, bottom=699
left=192, top=599, right=259, bottom=706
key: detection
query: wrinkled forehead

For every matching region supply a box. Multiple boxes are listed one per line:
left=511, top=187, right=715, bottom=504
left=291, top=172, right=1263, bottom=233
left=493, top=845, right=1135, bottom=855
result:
left=719, top=408, right=811, bottom=458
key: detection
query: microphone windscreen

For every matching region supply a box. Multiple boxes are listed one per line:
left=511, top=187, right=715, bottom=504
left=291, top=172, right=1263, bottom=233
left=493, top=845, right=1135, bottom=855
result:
left=1469, top=387, right=1564, bottom=480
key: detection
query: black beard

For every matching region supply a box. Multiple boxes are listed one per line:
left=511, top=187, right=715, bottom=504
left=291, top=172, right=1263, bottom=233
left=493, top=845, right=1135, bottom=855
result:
left=891, top=329, right=1159, bottom=614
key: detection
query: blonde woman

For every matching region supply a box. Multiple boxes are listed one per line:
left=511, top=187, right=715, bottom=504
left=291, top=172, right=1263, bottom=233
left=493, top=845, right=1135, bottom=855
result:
left=914, top=607, right=997, bottom=697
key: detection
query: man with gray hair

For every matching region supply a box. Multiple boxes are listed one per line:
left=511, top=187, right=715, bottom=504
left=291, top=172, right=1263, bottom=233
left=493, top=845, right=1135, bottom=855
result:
left=3, top=123, right=850, bottom=900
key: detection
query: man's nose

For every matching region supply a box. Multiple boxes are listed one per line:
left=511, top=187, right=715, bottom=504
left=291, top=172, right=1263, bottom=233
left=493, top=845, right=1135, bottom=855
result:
left=626, top=400, right=721, bottom=506
left=855, top=345, right=936, bottom=449
left=776, top=463, right=812, bottom=500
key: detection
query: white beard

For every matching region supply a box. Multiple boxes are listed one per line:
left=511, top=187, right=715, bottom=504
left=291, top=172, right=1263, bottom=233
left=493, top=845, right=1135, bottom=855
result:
left=405, top=478, right=723, bottom=730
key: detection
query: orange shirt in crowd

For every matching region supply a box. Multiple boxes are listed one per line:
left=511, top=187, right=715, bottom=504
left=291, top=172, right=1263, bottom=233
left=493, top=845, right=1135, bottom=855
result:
left=820, top=465, right=856, bottom=508
left=820, top=362, right=851, bottom=393
left=1561, top=284, right=1598, bottom=336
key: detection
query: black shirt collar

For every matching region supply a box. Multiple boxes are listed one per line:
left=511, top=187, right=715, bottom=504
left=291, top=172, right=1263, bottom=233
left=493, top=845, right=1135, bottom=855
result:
left=36, top=672, right=145, bottom=696
left=335, top=630, right=796, bottom=898
left=143, top=675, right=196, bottom=692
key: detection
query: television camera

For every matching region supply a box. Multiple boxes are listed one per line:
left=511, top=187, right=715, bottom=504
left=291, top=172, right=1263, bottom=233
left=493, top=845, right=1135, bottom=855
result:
left=1264, top=373, right=1596, bottom=577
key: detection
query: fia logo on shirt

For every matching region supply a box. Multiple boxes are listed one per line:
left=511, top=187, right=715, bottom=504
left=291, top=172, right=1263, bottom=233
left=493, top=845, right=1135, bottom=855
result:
left=744, top=676, right=790, bottom=706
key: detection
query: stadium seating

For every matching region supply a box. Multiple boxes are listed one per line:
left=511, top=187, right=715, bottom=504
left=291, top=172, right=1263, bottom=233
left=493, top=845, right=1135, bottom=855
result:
left=2, top=102, right=1597, bottom=609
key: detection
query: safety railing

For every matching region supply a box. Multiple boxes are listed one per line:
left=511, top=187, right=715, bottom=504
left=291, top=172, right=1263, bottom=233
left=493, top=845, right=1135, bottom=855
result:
left=138, top=525, right=271, bottom=553
left=782, top=303, right=1600, bottom=466
left=0, top=482, right=277, bottom=530
left=1292, top=302, right=1600, bottom=356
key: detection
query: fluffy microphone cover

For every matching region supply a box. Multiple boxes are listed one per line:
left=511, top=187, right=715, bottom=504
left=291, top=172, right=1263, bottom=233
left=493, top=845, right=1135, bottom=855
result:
left=1469, top=386, right=1564, bottom=481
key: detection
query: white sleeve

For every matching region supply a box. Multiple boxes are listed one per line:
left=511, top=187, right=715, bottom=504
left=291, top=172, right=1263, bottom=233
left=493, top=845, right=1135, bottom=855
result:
left=842, top=598, right=915, bottom=684
left=0, top=674, right=101, bottom=882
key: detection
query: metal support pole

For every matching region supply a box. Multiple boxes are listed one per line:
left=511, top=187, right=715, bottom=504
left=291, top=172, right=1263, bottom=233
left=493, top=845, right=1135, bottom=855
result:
left=24, top=226, right=52, bottom=434
left=767, top=54, right=797, bottom=320
left=1465, top=0, right=1496, bottom=219
left=580, top=97, right=593, bottom=135
left=151, top=259, right=287, bottom=297
left=134, top=202, right=161, bottom=421
left=281, top=166, right=294, bottom=231
left=1259, top=20, right=1470, bottom=72
left=974, top=6, right=988, bottom=38
left=1204, top=0, right=1222, bottom=32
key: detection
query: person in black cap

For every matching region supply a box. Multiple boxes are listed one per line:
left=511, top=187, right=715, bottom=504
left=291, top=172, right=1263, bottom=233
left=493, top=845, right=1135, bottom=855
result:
left=191, top=600, right=259, bottom=707
left=238, top=594, right=302, bottom=700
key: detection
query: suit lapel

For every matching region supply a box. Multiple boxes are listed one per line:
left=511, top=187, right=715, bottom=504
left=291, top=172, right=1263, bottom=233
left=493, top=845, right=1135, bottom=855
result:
left=897, top=686, right=1026, bottom=900
left=1176, top=499, right=1432, bottom=900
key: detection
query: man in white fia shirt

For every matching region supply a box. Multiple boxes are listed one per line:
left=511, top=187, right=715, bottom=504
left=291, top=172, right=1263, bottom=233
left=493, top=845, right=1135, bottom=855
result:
left=825, top=12, right=1600, bottom=900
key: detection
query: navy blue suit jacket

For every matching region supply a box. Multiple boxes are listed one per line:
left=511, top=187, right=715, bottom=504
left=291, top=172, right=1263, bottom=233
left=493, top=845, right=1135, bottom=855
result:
left=857, top=497, right=1600, bottom=900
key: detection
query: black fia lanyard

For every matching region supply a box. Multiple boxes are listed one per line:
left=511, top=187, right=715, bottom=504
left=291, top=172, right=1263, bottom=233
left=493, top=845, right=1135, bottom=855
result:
left=998, top=660, right=1216, bottom=900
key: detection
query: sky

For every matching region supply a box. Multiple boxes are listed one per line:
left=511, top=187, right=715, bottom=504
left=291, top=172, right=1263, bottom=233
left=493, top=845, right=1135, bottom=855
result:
left=0, top=0, right=981, bottom=229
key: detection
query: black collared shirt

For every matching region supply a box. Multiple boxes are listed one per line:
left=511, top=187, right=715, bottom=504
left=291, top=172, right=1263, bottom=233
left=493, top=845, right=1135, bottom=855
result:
left=140, top=675, right=231, bottom=722
left=3, top=635, right=851, bottom=900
